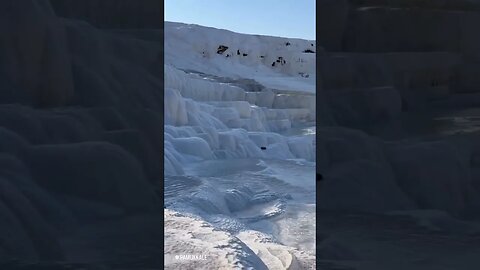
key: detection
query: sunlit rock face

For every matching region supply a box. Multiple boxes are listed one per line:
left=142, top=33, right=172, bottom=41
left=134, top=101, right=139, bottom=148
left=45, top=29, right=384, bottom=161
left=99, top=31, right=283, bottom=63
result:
left=163, top=22, right=317, bottom=268
left=164, top=21, right=316, bottom=168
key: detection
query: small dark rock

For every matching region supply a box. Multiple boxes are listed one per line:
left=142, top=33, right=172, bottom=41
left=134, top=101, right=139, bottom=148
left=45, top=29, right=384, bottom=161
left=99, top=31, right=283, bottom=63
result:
left=217, top=45, right=228, bottom=54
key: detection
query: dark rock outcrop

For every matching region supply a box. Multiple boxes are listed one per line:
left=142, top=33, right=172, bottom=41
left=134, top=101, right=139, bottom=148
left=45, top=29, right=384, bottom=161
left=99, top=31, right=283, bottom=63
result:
left=217, top=45, right=229, bottom=54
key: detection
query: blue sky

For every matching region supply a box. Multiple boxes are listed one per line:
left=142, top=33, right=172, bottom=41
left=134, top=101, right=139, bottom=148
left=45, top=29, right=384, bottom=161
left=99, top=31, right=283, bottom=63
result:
left=164, top=0, right=315, bottom=40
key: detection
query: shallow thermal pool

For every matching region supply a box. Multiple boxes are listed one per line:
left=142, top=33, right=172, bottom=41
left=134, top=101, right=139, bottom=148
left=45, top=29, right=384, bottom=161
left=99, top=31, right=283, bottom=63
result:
left=164, top=157, right=316, bottom=255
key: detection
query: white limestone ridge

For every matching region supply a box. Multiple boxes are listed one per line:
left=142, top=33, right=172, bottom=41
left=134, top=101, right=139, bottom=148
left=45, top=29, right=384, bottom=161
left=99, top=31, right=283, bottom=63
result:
left=165, top=21, right=316, bottom=91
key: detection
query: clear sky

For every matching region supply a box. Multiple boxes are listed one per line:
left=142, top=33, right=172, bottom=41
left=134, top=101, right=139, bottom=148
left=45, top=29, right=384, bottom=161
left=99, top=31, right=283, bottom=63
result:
left=164, top=0, right=315, bottom=40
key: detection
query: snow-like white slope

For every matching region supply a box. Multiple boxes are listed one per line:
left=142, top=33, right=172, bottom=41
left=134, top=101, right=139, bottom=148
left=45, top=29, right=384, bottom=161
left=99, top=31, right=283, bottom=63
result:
left=164, top=21, right=315, bottom=269
left=165, top=209, right=315, bottom=269
left=165, top=21, right=316, bottom=93
left=164, top=209, right=268, bottom=270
